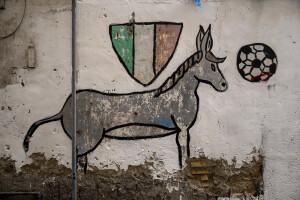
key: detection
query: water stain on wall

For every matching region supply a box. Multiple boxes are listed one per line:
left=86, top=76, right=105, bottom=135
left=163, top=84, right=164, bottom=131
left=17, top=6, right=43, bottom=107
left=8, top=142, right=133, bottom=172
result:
left=0, top=153, right=262, bottom=199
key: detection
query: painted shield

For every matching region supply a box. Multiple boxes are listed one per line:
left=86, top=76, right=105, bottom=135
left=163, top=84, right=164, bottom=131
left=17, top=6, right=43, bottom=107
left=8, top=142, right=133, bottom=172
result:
left=110, top=22, right=183, bottom=86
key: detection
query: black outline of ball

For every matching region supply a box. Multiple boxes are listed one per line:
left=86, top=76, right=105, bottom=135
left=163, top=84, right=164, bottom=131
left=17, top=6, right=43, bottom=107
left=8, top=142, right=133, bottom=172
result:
left=237, top=43, right=278, bottom=82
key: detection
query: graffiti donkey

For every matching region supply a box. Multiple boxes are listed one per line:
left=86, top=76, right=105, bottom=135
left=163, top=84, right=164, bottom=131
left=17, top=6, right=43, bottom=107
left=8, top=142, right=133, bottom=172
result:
left=23, top=25, right=227, bottom=168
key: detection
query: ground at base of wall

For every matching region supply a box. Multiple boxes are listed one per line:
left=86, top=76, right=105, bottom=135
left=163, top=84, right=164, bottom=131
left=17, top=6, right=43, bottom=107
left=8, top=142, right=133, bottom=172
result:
left=0, top=154, right=263, bottom=200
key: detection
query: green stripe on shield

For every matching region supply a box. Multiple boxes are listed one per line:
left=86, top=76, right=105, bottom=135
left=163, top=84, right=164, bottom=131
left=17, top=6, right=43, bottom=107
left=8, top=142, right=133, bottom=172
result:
left=111, top=25, right=134, bottom=74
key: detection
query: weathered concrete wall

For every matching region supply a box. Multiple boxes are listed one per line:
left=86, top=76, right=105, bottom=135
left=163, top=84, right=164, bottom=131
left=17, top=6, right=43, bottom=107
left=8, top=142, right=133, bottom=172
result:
left=0, top=0, right=299, bottom=199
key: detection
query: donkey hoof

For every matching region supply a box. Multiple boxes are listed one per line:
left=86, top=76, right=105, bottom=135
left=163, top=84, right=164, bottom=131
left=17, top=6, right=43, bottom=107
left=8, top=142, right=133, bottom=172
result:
left=23, top=139, right=29, bottom=152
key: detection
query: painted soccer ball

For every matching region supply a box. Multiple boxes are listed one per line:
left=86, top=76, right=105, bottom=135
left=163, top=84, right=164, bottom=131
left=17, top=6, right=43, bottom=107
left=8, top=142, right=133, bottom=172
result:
left=237, top=43, right=278, bottom=82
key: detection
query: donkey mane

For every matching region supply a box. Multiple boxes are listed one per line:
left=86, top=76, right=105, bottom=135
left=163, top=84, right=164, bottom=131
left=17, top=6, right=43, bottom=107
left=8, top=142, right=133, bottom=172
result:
left=154, top=51, right=203, bottom=97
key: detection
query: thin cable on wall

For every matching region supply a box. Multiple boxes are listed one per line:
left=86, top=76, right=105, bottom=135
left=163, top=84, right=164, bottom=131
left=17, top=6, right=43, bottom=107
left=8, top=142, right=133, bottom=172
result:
left=0, top=0, right=26, bottom=38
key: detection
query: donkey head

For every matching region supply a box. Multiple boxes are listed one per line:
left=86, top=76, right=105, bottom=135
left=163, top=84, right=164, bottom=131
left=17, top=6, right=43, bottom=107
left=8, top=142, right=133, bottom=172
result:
left=193, top=25, right=228, bottom=92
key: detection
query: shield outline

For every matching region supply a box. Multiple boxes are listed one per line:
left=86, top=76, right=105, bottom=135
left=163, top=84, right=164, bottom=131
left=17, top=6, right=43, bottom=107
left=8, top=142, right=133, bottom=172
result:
left=109, top=21, right=183, bottom=86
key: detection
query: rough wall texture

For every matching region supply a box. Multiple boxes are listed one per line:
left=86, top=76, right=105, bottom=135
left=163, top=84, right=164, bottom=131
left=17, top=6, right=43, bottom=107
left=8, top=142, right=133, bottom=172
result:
left=0, top=0, right=299, bottom=199
left=0, top=153, right=263, bottom=199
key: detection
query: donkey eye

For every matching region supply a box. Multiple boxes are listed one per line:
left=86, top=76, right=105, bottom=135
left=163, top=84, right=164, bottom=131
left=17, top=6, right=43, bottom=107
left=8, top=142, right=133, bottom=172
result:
left=211, top=64, right=216, bottom=71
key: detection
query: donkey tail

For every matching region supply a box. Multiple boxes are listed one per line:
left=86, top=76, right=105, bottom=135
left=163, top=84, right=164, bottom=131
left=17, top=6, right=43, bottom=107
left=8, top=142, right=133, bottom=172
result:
left=23, top=112, right=62, bottom=152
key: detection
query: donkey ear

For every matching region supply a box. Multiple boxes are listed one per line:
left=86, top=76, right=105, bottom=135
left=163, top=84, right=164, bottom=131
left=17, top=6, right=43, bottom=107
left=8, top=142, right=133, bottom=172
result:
left=196, top=25, right=205, bottom=51
left=200, top=25, right=213, bottom=53
left=205, top=25, right=213, bottom=52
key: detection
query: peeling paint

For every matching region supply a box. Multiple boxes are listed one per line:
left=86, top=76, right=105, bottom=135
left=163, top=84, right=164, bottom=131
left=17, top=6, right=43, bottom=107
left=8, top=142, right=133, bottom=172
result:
left=182, top=156, right=263, bottom=197
left=0, top=153, right=263, bottom=199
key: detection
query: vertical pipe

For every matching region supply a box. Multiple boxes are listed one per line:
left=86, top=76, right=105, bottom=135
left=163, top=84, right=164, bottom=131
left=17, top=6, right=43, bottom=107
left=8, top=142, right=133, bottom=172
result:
left=71, top=0, right=77, bottom=199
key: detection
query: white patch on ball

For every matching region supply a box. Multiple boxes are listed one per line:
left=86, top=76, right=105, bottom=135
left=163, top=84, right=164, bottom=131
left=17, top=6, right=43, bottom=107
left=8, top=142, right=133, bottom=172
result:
left=251, top=68, right=261, bottom=77
left=245, top=75, right=252, bottom=80
left=240, top=52, right=246, bottom=61
left=264, top=58, right=273, bottom=66
left=254, top=45, right=264, bottom=51
left=263, top=67, right=270, bottom=73
left=239, top=63, right=245, bottom=69
left=245, top=60, right=251, bottom=65
left=243, top=66, right=252, bottom=74
left=256, top=52, right=265, bottom=60
left=248, top=53, right=256, bottom=61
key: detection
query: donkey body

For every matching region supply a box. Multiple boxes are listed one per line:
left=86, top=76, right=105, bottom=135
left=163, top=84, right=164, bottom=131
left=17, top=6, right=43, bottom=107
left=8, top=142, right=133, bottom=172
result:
left=24, top=25, right=227, bottom=168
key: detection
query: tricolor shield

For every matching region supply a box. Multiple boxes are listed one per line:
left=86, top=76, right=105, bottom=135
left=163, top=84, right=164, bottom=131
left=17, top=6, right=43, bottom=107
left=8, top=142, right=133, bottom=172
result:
left=110, top=22, right=183, bottom=86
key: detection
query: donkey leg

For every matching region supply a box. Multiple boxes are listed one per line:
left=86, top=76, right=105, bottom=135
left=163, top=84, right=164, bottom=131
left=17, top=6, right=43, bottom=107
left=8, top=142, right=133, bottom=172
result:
left=78, top=154, right=88, bottom=174
left=176, top=129, right=189, bottom=168
left=187, top=128, right=191, bottom=158
left=76, top=127, right=104, bottom=156
left=75, top=128, right=104, bottom=175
